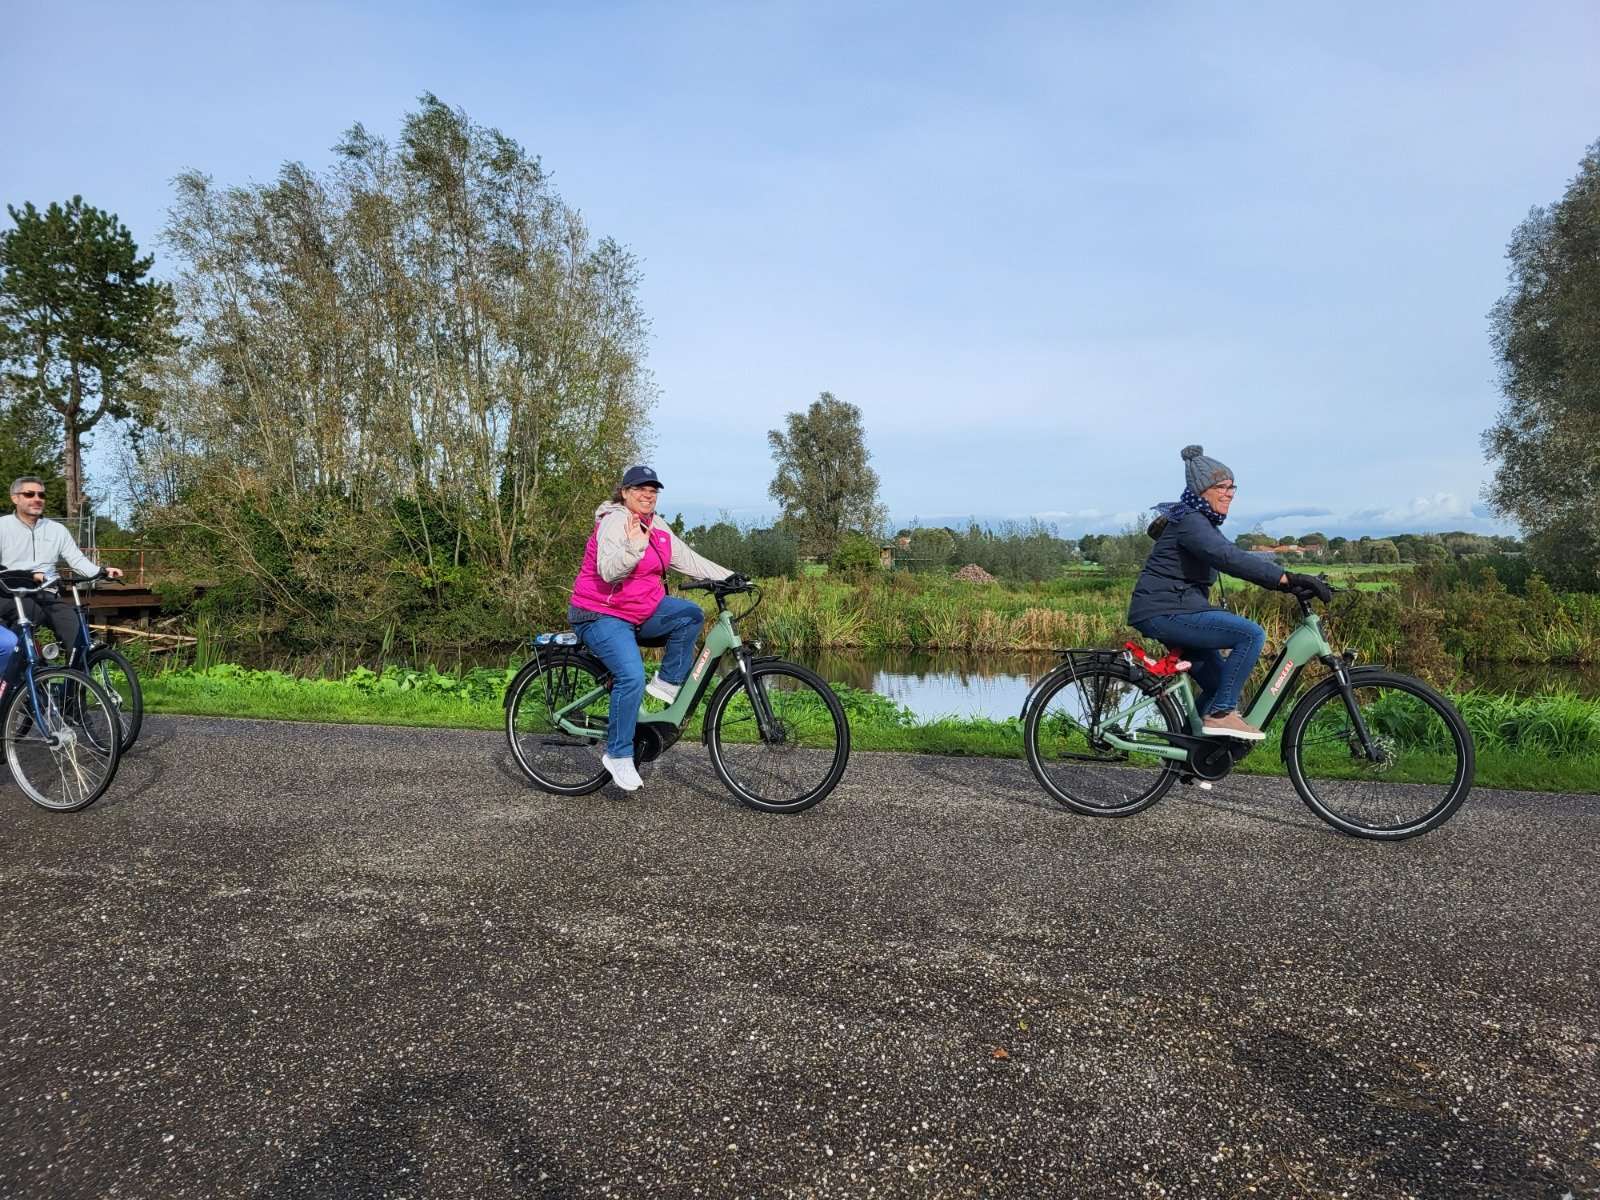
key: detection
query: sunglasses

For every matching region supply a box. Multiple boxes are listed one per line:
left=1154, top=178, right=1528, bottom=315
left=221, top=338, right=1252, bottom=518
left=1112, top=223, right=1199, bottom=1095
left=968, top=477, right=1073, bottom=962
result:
left=13, top=490, right=44, bottom=499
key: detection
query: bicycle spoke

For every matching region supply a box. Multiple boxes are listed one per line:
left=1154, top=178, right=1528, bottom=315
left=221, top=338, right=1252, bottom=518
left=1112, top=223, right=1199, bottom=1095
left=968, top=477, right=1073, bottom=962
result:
left=1288, top=675, right=1472, bottom=838
left=709, top=664, right=847, bottom=812
left=506, top=654, right=611, bottom=794
left=6, top=669, right=121, bottom=811
left=1026, top=663, right=1182, bottom=816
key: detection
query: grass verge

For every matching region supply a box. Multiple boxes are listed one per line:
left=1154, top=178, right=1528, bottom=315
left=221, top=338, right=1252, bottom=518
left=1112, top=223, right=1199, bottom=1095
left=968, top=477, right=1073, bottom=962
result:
left=140, top=664, right=1600, bottom=795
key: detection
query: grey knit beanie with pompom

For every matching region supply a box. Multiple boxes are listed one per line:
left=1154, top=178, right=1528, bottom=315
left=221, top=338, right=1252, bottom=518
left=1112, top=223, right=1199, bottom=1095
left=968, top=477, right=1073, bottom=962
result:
left=1182, top=445, right=1234, bottom=494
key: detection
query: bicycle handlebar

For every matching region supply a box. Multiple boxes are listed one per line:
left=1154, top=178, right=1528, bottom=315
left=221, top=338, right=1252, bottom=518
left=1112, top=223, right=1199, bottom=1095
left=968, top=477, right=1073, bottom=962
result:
left=679, top=575, right=762, bottom=623
left=0, top=569, right=117, bottom=598
left=0, top=571, right=65, bottom=597
left=678, top=576, right=754, bottom=596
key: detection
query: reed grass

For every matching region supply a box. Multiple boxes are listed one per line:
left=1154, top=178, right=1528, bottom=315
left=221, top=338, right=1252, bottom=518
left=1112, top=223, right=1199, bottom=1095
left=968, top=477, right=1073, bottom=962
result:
left=710, top=572, right=1600, bottom=674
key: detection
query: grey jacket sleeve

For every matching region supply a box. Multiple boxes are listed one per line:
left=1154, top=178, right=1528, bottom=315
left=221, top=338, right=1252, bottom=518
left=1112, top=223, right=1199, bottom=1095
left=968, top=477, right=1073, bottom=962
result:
left=667, top=529, right=734, bottom=581
left=595, top=510, right=648, bottom=583
left=52, top=524, right=99, bottom=578
left=1176, top=518, right=1286, bottom=590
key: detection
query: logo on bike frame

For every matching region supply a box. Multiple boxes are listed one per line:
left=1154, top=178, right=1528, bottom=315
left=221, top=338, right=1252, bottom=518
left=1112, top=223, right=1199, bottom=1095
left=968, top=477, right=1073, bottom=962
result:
left=1270, top=659, right=1295, bottom=695
left=691, top=648, right=713, bottom=681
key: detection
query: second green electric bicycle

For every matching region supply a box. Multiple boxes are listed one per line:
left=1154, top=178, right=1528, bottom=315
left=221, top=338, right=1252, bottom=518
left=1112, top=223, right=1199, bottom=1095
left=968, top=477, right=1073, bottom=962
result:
left=505, top=577, right=850, bottom=813
left=1021, top=587, right=1475, bottom=840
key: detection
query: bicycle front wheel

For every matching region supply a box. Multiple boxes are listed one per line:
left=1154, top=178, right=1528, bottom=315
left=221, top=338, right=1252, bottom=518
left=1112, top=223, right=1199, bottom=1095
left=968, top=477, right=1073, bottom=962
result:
left=87, top=646, right=143, bottom=751
left=1284, top=671, right=1474, bottom=840
left=505, top=651, right=611, bottom=795
left=1024, top=660, right=1184, bottom=816
left=6, top=667, right=123, bottom=812
left=705, top=661, right=849, bottom=813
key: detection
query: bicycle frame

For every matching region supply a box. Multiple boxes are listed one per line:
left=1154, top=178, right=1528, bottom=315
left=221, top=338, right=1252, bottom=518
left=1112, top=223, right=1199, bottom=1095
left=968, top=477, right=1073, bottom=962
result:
left=3, top=588, right=63, bottom=727
left=63, top=581, right=98, bottom=670
left=548, top=602, right=749, bottom=739
left=1094, top=611, right=1335, bottom=761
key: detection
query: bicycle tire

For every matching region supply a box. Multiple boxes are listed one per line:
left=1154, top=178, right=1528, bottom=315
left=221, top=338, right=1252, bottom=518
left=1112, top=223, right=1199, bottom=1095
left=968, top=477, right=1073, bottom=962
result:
left=1283, top=669, right=1474, bottom=840
left=5, top=667, right=123, bottom=812
left=86, top=646, right=143, bottom=751
left=1023, top=659, right=1184, bottom=816
left=705, top=660, right=849, bottom=813
left=504, top=650, right=611, bottom=795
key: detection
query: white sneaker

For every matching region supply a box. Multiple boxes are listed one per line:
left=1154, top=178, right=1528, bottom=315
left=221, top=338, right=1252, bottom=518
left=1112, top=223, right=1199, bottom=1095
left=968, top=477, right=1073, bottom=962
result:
left=600, top=753, right=643, bottom=792
left=645, top=677, right=681, bottom=705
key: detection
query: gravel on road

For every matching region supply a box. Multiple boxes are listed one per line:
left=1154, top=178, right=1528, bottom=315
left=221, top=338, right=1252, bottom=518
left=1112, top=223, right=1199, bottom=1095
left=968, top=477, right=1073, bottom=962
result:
left=1, top=716, right=1596, bottom=1198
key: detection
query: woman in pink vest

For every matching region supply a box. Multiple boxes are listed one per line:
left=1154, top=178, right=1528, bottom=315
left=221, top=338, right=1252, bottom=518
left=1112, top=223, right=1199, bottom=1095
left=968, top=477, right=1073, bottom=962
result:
left=568, top=465, right=737, bottom=792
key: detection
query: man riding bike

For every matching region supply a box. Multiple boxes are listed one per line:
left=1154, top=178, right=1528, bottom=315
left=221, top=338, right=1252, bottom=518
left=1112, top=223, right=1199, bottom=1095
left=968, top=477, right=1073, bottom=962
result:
left=0, top=476, right=123, bottom=649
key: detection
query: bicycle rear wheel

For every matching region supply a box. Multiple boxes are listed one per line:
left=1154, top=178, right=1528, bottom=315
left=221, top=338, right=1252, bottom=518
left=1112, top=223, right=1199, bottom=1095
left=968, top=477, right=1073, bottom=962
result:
left=6, top=667, right=123, bottom=812
left=505, top=651, right=611, bottom=795
left=705, top=660, right=849, bottom=813
left=86, top=646, right=143, bottom=751
left=1024, top=660, right=1183, bottom=816
left=1283, top=671, right=1474, bottom=840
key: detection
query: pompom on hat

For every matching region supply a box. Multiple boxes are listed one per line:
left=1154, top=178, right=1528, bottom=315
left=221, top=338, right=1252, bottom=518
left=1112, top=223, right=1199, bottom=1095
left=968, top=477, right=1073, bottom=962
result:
left=1182, top=445, right=1234, bottom=494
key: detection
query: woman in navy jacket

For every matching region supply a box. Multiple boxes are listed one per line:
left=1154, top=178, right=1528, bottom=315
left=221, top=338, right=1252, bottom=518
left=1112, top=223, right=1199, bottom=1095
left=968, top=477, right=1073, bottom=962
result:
left=1128, top=446, right=1330, bottom=740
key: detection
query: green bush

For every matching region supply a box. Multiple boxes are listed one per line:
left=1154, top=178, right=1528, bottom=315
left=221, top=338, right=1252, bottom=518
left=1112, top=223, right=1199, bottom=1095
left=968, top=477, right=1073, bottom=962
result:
left=831, top=532, right=882, bottom=575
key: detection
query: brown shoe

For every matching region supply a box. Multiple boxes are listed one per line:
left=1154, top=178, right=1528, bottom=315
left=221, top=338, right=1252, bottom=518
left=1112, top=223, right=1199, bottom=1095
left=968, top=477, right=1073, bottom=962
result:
left=1201, top=710, right=1265, bottom=741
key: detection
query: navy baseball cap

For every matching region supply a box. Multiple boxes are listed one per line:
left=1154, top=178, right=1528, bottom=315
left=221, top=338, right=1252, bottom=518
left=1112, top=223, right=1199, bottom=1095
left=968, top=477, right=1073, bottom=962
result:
left=621, top=464, right=664, bottom=489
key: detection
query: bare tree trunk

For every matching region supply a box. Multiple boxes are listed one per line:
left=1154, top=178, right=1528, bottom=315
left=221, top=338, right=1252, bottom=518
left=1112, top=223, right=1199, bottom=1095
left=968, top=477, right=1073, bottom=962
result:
left=65, top=364, right=84, bottom=519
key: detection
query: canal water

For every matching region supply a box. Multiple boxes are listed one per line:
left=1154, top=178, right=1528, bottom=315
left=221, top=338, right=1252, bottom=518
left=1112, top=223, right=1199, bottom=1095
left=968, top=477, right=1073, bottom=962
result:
left=792, top=648, right=1600, bottom=722
left=216, top=641, right=1598, bottom=724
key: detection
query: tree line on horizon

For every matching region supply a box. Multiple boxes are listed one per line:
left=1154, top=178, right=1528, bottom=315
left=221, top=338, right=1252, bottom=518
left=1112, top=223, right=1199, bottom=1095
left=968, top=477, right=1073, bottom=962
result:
left=0, top=100, right=1594, bottom=648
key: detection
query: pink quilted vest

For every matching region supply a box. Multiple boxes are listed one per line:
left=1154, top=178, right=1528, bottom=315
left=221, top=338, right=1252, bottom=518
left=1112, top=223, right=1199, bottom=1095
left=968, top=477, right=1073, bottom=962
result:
left=568, top=515, right=674, bottom=624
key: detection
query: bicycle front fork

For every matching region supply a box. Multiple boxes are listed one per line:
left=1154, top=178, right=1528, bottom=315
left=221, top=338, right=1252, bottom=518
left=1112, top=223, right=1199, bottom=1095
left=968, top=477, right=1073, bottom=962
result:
left=735, top=653, right=783, bottom=743
left=1326, top=654, right=1380, bottom=759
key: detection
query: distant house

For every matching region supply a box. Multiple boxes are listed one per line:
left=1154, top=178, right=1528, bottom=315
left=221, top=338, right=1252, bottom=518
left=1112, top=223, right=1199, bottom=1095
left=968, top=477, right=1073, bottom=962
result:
left=1249, top=544, right=1311, bottom=556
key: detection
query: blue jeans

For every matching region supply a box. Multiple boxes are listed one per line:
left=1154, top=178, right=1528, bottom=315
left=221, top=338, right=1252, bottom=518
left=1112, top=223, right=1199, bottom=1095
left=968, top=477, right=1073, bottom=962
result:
left=574, top=596, right=706, bottom=757
left=1134, top=609, right=1266, bottom=717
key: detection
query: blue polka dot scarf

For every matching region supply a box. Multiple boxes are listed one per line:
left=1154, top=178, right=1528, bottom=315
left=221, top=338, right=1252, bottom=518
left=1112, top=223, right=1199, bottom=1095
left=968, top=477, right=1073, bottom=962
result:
left=1177, top=486, right=1227, bottom=526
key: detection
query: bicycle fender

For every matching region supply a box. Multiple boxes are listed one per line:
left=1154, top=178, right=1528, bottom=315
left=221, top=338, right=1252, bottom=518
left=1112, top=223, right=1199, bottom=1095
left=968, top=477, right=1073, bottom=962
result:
left=1278, top=665, right=1392, bottom=762
left=700, top=655, right=785, bottom=744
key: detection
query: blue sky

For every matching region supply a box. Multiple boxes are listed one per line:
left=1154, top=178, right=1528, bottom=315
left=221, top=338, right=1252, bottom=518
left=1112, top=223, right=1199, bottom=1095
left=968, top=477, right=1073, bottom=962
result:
left=5, top=1, right=1597, bottom=537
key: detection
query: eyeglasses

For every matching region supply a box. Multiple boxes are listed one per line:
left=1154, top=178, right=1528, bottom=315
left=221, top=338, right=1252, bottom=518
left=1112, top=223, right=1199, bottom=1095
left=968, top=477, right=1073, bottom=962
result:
left=13, top=491, right=44, bottom=499
left=1212, top=484, right=1238, bottom=495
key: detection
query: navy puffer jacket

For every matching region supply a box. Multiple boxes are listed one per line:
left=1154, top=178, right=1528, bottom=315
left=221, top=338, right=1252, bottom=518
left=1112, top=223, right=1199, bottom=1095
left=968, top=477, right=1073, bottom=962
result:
left=1127, top=505, right=1285, bottom=626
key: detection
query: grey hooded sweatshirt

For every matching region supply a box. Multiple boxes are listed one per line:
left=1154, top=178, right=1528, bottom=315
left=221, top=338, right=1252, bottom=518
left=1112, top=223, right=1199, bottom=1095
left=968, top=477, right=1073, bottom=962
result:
left=568, top=501, right=734, bottom=624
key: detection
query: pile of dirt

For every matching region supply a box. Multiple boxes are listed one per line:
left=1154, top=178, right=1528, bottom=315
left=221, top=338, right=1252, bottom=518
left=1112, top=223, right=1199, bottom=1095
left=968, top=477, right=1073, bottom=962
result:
left=952, top=563, right=997, bottom=583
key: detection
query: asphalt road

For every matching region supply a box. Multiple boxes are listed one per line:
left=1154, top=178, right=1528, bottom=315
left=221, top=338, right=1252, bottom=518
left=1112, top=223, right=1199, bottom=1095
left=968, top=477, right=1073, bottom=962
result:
left=1, top=716, right=1596, bottom=1199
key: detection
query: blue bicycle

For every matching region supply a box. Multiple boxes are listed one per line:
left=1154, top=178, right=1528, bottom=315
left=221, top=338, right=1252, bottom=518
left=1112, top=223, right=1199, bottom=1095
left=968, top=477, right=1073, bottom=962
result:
left=49, top=574, right=144, bottom=750
left=0, top=574, right=124, bottom=811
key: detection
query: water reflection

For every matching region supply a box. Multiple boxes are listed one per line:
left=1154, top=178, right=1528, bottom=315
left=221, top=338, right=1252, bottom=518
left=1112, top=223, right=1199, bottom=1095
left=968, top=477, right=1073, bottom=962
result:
left=800, top=649, right=1058, bottom=722
left=796, top=647, right=1600, bottom=723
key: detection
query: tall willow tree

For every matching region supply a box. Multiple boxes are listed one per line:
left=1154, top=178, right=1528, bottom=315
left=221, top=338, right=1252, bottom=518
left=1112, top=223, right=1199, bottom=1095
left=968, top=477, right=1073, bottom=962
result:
left=1486, top=139, right=1600, bottom=591
left=139, top=95, right=654, bottom=644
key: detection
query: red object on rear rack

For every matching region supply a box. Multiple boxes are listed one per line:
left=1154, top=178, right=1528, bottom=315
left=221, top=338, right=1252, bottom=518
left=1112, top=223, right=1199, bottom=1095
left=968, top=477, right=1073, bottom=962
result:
left=1124, top=641, right=1191, bottom=676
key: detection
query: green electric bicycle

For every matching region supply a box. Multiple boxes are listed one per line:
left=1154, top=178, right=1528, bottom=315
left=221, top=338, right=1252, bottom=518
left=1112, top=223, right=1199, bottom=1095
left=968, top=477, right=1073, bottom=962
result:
left=504, top=577, right=850, bottom=813
left=1021, top=587, right=1475, bottom=840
